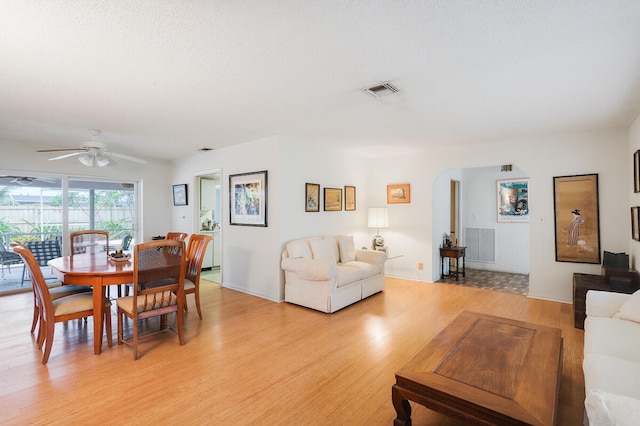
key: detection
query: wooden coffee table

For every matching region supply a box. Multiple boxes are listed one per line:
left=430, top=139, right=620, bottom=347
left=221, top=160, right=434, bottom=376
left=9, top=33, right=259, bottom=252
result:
left=392, top=311, right=563, bottom=425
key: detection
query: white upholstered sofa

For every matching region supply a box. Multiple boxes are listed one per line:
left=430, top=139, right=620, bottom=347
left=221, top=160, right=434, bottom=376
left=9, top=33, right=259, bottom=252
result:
left=281, top=235, right=386, bottom=313
left=583, top=290, right=640, bottom=425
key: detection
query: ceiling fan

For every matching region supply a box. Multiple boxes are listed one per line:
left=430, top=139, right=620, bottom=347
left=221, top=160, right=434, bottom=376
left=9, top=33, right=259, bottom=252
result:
left=37, top=130, right=147, bottom=167
left=0, top=176, right=59, bottom=186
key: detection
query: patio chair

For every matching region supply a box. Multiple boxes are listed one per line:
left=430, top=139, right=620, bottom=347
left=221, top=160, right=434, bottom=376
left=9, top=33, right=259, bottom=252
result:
left=184, top=234, right=213, bottom=320
left=0, top=238, right=22, bottom=278
left=116, top=239, right=186, bottom=360
left=20, top=240, right=62, bottom=286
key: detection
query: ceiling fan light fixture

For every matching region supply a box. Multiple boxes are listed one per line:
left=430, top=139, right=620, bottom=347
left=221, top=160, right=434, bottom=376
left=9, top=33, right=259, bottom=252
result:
left=78, top=153, right=95, bottom=167
left=95, top=155, right=110, bottom=167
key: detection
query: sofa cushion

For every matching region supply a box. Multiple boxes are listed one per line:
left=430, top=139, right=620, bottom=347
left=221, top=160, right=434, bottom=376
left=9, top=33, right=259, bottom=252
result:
left=335, top=265, right=363, bottom=287
left=614, top=289, right=640, bottom=324
left=584, top=316, right=640, bottom=363
left=585, top=389, right=640, bottom=426
left=310, top=239, right=339, bottom=264
left=587, top=290, right=630, bottom=318
left=338, top=235, right=355, bottom=263
left=340, top=261, right=381, bottom=279
left=287, top=239, right=312, bottom=259
left=583, top=353, right=640, bottom=400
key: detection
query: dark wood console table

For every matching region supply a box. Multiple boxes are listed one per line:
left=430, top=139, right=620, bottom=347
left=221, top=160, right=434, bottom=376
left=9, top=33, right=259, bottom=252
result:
left=440, top=246, right=466, bottom=281
left=573, top=272, right=640, bottom=329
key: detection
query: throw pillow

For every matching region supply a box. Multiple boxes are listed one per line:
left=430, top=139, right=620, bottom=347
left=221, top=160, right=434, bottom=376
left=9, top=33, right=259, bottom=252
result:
left=338, top=235, right=356, bottom=263
left=310, top=239, right=338, bottom=264
left=614, top=289, right=640, bottom=323
left=286, top=240, right=312, bottom=259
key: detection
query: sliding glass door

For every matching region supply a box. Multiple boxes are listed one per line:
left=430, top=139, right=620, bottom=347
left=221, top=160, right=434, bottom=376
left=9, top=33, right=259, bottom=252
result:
left=0, top=173, right=138, bottom=294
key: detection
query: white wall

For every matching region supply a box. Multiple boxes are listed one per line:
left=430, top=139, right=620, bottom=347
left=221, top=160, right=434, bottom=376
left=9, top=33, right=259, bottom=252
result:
left=0, top=140, right=172, bottom=242
left=370, top=128, right=628, bottom=303
left=4, top=124, right=630, bottom=306
left=171, top=136, right=371, bottom=302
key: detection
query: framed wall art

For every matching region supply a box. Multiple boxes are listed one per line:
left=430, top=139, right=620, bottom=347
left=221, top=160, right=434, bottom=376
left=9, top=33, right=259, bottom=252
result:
left=345, top=185, right=356, bottom=211
left=387, top=183, right=410, bottom=204
left=553, top=174, right=600, bottom=264
left=173, top=184, right=188, bottom=206
left=229, top=170, right=268, bottom=227
left=305, top=183, right=320, bottom=212
left=324, top=187, right=342, bottom=211
left=632, top=207, right=640, bottom=241
left=497, top=178, right=529, bottom=223
left=634, top=150, right=640, bottom=193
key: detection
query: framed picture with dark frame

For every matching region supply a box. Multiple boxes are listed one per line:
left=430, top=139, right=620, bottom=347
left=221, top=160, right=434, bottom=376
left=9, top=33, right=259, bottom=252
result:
left=229, top=170, right=268, bottom=227
left=634, top=150, right=640, bottom=193
left=305, top=183, right=320, bottom=212
left=172, top=184, right=188, bottom=206
left=553, top=174, right=601, bottom=264
left=324, top=187, right=342, bottom=211
left=632, top=207, right=640, bottom=241
left=387, top=183, right=411, bottom=204
left=344, top=185, right=356, bottom=211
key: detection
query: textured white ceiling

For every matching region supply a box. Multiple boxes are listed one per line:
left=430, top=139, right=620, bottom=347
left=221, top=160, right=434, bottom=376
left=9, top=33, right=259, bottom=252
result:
left=1, top=1, right=640, bottom=161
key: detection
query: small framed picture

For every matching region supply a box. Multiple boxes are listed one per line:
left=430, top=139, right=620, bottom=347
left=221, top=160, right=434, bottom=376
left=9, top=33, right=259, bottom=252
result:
left=634, top=150, right=640, bottom=193
left=305, top=183, right=320, bottom=212
left=324, top=187, right=342, bottom=211
left=345, top=186, right=356, bottom=211
left=387, top=183, right=410, bottom=204
left=632, top=207, right=640, bottom=241
left=230, top=170, right=268, bottom=227
left=173, top=184, right=188, bottom=206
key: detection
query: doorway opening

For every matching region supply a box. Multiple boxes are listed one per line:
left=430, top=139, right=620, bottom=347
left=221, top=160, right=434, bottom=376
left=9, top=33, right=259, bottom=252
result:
left=195, top=170, right=221, bottom=284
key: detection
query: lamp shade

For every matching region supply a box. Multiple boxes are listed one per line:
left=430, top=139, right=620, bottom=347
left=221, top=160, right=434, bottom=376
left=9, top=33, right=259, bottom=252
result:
left=368, top=207, right=389, bottom=229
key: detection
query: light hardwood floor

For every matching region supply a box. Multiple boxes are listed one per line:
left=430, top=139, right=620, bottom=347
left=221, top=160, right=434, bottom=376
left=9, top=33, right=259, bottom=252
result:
left=0, top=278, right=585, bottom=425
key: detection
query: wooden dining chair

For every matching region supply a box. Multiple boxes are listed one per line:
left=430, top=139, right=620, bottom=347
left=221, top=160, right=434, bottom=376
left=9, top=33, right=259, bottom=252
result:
left=116, top=239, right=186, bottom=360
left=184, top=234, right=213, bottom=320
left=70, top=230, right=127, bottom=297
left=166, top=232, right=188, bottom=242
left=11, top=242, right=93, bottom=336
left=70, top=230, right=110, bottom=255
left=12, top=244, right=112, bottom=365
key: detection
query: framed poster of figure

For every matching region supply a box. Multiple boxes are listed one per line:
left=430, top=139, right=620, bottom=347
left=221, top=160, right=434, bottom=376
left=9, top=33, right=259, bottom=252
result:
left=553, top=174, right=600, bottom=263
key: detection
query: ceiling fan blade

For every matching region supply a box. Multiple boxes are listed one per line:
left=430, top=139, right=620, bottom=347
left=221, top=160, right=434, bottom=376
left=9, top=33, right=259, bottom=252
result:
left=49, top=152, right=84, bottom=161
left=35, top=177, right=60, bottom=184
left=110, top=151, right=147, bottom=164
left=37, top=148, right=84, bottom=153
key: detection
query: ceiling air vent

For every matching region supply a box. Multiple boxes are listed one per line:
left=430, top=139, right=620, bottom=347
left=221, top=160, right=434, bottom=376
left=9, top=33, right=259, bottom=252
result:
left=363, top=82, right=399, bottom=98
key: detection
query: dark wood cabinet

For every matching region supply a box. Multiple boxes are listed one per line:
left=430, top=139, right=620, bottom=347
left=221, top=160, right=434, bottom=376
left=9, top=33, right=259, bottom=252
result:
left=573, top=272, right=639, bottom=329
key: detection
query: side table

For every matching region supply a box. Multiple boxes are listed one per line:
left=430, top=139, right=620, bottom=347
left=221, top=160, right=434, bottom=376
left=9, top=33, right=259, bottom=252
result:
left=440, top=246, right=466, bottom=281
left=573, top=272, right=640, bottom=329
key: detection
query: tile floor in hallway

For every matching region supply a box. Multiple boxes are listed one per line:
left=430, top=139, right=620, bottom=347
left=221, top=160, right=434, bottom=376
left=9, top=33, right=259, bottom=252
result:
left=437, top=267, right=529, bottom=295
left=200, top=267, right=220, bottom=283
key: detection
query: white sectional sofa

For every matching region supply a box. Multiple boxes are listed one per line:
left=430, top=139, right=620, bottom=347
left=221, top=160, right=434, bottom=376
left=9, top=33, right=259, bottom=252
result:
left=583, top=290, right=640, bottom=425
left=281, top=235, right=386, bottom=313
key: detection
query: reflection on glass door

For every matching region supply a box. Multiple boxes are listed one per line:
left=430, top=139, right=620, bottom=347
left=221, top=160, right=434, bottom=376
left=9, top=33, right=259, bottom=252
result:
left=68, top=179, right=137, bottom=253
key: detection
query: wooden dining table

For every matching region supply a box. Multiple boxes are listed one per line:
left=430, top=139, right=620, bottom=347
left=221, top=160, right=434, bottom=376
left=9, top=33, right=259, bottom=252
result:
left=48, top=252, right=133, bottom=354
